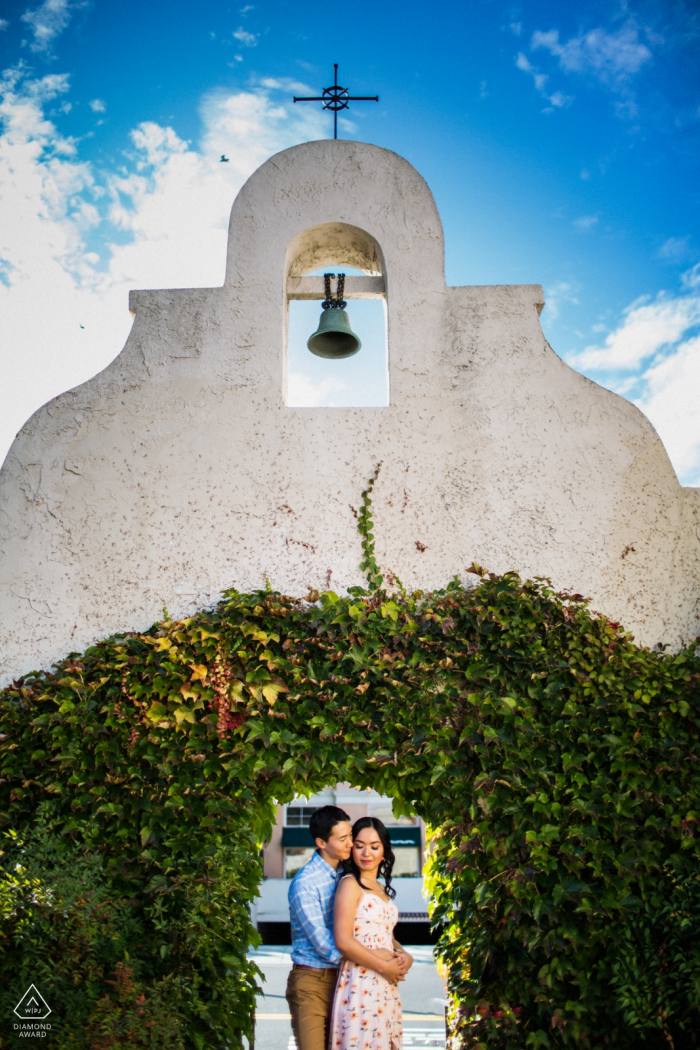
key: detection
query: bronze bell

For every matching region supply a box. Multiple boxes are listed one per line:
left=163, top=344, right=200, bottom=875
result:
left=307, top=273, right=361, bottom=359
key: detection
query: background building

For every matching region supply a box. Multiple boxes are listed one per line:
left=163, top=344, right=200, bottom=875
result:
left=253, top=784, right=433, bottom=944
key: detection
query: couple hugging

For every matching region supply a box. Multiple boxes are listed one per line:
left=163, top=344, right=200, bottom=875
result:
left=286, top=805, right=414, bottom=1050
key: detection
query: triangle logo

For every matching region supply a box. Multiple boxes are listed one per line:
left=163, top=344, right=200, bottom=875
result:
left=14, top=984, right=51, bottom=1020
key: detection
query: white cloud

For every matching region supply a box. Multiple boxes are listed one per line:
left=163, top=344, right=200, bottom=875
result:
left=657, top=236, right=690, bottom=262
left=547, top=91, right=569, bottom=108
left=0, top=20, right=9, bottom=31
left=531, top=23, right=652, bottom=85
left=635, top=334, right=700, bottom=483
left=614, top=98, right=638, bottom=119
left=682, top=263, right=700, bottom=290
left=233, top=26, right=257, bottom=46
left=0, top=67, right=107, bottom=457
left=337, top=116, right=358, bottom=135
left=198, top=86, right=325, bottom=184
left=575, top=285, right=700, bottom=371
left=287, top=372, right=349, bottom=407
left=259, top=76, right=312, bottom=94
left=515, top=52, right=573, bottom=109
left=0, top=65, right=327, bottom=468
left=21, top=0, right=83, bottom=53
left=568, top=269, right=700, bottom=484
left=88, top=98, right=106, bottom=113
left=516, top=52, right=543, bottom=87
left=544, top=279, right=580, bottom=319
left=573, top=215, right=598, bottom=230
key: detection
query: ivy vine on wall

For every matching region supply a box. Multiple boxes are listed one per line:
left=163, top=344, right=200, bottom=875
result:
left=1, top=473, right=699, bottom=1049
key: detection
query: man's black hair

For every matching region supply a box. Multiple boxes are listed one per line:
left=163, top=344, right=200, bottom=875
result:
left=309, top=805, right=351, bottom=845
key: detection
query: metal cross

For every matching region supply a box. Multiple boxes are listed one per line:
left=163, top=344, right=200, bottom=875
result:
left=293, top=64, right=378, bottom=140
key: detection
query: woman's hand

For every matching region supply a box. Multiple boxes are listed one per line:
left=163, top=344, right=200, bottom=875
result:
left=378, top=948, right=410, bottom=982
left=371, top=949, right=409, bottom=982
left=391, top=941, right=414, bottom=973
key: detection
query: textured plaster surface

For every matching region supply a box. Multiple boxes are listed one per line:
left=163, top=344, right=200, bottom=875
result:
left=1, top=140, right=699, bottom=683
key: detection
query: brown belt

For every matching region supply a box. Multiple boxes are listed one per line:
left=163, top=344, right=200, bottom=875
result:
left=292, top=963, right=339, bottom=973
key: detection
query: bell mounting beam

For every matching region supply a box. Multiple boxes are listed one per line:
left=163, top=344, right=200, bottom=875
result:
left=287, top=275, right=385, bottom=300
left=293, top=63, right=378, bottom=140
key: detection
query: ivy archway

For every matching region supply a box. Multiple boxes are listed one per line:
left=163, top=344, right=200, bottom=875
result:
left=1, top=491, right=699, bottom=1050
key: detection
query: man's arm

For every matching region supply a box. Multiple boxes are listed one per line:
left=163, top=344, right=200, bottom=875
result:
left=289, top=877, right=342, bottom=966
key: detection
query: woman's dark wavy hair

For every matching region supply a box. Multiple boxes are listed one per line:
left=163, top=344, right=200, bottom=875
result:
left=343, top=817, right=396, bottom=900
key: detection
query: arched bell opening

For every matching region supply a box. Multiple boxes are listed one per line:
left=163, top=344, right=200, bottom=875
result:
left=284, top=223, right=389, bottom=408
left=285, top=222, right=385, bottom=278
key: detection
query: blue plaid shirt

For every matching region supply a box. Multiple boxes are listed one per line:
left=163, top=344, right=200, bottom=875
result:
left=288, top=851, right=343, bottom=968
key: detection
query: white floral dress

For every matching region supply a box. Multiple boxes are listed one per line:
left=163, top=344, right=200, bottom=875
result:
left=329, top=881, right=402, bottom=1050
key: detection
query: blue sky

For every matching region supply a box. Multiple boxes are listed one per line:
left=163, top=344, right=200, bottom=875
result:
left=1, top=0, right=699, bottom=480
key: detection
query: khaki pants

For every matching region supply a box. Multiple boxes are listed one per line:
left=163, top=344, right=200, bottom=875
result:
left=286, top=964, right=339, bottom=1050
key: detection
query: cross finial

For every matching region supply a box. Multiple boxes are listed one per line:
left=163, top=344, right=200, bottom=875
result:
left=293, top=64, right=378, bottom=140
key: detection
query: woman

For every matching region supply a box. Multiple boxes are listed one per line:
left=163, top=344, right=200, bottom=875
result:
left=329, top=817, right=413, bottom=1050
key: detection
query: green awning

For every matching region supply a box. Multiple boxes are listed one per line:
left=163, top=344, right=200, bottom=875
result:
left=386, top=826, right=421, bottom=847
left=281, top=827, right=315, bottom=848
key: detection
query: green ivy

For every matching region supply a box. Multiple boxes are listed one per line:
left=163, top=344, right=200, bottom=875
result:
left=1, top=517, right=699, bottom=1048
left=356, top=461, right=384, bottom=593
left=0, top=816, right=259, bottom=1049
left=609, top=866, right=700, bottom=1045
left=0, top=816, right=152, bottom=1048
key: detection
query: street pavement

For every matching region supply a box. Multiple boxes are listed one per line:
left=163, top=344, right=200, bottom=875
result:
left=248, top=944, right=448, bottom=1050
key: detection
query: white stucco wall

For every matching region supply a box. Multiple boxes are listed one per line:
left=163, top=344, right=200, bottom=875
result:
left=1, top=140, right=699, bottom=684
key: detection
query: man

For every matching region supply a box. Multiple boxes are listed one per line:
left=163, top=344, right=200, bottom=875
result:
left=286, top=805, right=408, bottom=1050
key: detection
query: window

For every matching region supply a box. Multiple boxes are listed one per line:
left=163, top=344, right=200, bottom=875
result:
left=285, top=847, right=316, bottom=878
left=285, top=806, right=318, bottom=827
left=391, top=849, right=420, bottom=878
